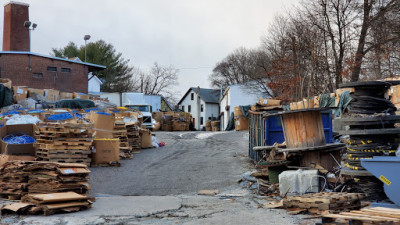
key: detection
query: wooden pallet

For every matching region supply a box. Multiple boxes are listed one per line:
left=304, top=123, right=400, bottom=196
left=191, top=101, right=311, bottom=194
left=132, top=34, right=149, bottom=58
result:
left=41, top=149, right=91, bottom=155
left=38, top=144, right=89, bottom=150
left=322, top=207, right=400, bottom=224
left=46, top=158, right=91, bottom=166
left=284, top=192, right=365, bottom=211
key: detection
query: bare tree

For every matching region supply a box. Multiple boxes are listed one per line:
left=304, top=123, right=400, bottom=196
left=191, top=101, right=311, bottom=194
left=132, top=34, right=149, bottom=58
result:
left=132, top=62, right=179, bottom=104
left=351, top=0, right=400, bottom=81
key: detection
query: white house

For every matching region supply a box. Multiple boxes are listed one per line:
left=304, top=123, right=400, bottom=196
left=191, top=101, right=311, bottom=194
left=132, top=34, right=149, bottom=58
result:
left=178, top=87, right=220, bottom=130
left=220, top=83, right=268, bottom=130
left=88, top=73, right=103, bottom=93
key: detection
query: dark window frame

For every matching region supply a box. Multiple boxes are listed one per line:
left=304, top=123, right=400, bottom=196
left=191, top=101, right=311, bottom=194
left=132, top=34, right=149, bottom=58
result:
left=33, top=73, right=43, bottom=78
left=61, top=67, right=71, bottom=73
left=200, top=117, right=204, bottom=125
left=188, top=105, right=191, bottom=112
left=47, top=66, right=57, bottom=72
left=191, top=93, right=194, bottom=100
left=182, top=105, right=185, bottom=112
left=201, top=104, right=204, bottom=112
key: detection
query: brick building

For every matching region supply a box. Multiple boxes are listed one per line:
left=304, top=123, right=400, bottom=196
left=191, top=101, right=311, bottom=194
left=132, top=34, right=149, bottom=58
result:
left=0, top=1, right=105, bottom=93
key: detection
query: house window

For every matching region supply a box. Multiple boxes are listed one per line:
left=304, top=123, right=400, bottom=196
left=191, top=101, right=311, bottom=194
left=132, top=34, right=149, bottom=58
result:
left=61, top=68, right=71, bottom=73
left=33, top=73, right=43, bottom=78
left=200, top=117, right=204, bottom=125
left=188, top=105, right=191, bottom=112
left=191, top=93, right=194, bottom=100
left=201, top=104, right=204, bottom=112
left=47, top=66, right=57, bottom=72
left=182, top=106, right=185, bottom=112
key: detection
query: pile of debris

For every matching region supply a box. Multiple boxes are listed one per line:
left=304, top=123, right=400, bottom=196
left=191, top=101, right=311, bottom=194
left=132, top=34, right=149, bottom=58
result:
left=0, top=161, right=90, bottom=199
left=35, top=120, right=93, bottom=166
left=154, top=111, right=192, bottom=131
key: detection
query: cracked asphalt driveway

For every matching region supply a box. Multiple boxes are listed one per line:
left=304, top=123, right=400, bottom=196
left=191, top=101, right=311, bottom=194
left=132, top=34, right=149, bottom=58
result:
left=89, top=131, right=252, bottom=196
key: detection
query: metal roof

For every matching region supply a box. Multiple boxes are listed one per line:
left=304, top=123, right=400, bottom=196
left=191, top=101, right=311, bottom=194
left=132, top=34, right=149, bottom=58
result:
left=178, top=87, right=220, bottom=105
left=0, top=51, right=106, bottom=69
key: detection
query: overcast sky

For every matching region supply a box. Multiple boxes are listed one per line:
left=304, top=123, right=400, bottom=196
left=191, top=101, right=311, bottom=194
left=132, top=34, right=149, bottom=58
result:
left=1, top=0, right=296, bottom=97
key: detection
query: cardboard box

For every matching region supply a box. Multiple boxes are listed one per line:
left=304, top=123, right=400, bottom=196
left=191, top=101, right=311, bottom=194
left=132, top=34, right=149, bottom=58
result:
left=44, top=89, right=60, bottom=102
left=211, top=121, right=220, bottom=127
left=60, top=92, right=74, bottom=99
left=206, top=127, right=212, bottom=131
left=140, top=129, right=153, bottom=148
left=0, top=155, right=35, bottom=167
left=212, top=127, right=220, bottom=132
left=27, top=88, right=45, bottom=97
left=235, top=117, right=249, bottom=131
left=92, top=139, right=120, bottom=165
left=391, top=85, right=400, bottom=104
left=0, top=124, right=37, bottom=156
left=0, top=78, right=11, bottom=89
left=161, top=124, right=172, bottom=131
left=73, top=92, right=90, bottom=100
left=258, top=98, right=281, bottom=106
left=234, top=106, right=244, bottom=117
left=13, top=86, right=28, bottom=102
left=314, top=96, right=320, bottom=108
left=205, top=120, right=212, bottom=128
left=172, top=121, right=186, bottom=131
left=152, top=112, right=164, bottom=123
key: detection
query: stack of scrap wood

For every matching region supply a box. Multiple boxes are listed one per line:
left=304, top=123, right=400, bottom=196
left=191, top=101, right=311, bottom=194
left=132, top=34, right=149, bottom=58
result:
left=113, top=119, right=132, bottom=159
left=0, top=161, right=90, bottom=199
left=126, top=122, right=141, bottom=153
left=1, top=192, right=92, bottom=216
left=283, top=192, right=365, bottom=214
left=35, top=121, right=93, bottom=166
left=322, top=207, right=400, bottom=224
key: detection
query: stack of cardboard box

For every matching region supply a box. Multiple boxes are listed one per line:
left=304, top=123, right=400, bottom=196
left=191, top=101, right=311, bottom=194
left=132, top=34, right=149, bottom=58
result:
left=234, top=106, right=249, bottom=131
left=211, top=121, right=220, bottom=131
left=0, top=161, right=90, bottom=199
left=205, top=120, right=212, bottom=131
left=2, top=191, right=92, bottom=215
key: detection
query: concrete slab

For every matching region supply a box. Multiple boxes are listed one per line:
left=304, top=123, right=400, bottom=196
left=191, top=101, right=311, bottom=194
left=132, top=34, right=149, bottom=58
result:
left=75, top=196, right=182, bottom=217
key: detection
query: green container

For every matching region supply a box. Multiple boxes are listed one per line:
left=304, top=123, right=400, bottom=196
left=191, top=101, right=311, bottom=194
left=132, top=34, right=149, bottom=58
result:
left=268, top=166, right=286, bottom=184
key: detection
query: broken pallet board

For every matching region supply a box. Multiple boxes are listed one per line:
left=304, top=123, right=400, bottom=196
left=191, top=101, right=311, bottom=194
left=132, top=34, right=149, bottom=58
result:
left=322, top=207, right=400, bottom=224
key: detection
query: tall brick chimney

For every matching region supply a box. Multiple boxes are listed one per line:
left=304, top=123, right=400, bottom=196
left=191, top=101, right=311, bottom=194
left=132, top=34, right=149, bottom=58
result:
left=2, top=1, right=30, bottom=51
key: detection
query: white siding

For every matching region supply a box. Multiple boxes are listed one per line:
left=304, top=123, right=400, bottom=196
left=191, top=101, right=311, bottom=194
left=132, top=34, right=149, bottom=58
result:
left=219, top=84, right=268, bottom=130
left=88, top=75, right=102, bottom=93
left=179, top=90, right=200, bottom=128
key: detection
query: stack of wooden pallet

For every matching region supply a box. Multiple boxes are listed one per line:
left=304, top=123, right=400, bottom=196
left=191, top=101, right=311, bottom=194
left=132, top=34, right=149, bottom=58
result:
left=1, top=192, right=92, bottom=215
left=126, top=122, right=141, bottom=153
left=113, top=120, right=133, bottom=159
left=0, top=161, right=90, bottom=200
left=322, top=207, right=400, bottom=224
left=35, top=121, right=93, bottom=166
left=283, top=192, right=365, bottom=213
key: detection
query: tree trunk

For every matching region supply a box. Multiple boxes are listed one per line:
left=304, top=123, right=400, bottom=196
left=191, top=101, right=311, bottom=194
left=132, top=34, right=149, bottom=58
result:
left=351, top=0, right=373, bottom=82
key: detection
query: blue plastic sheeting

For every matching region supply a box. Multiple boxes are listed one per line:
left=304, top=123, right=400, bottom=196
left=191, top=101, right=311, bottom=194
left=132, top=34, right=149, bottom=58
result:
left=85, top=108, right=100, bottom=112
left=1, top=111, right=21, bottom=116
left=265, top=110, right=333, bottom=146
left=95, top=112, right=111, bottom=116
left=47, top=113, right=74, bottom=121
left=3, top=133, right=36, bottom=144
left=112, top=110, right=120, bottom=113
left=28, top=110, right=45, bottom=114
left=74, top=113, right=83, bottom=118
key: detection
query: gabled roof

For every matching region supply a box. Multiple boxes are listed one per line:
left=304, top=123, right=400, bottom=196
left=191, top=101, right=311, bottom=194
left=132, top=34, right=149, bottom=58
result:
left=178, top=87, right=220, bottom=105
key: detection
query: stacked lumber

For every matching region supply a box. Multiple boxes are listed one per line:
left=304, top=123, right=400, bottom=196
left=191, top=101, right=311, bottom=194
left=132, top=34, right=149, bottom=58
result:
left=0, top=161, right=90, bottom=199
left=283, top=192, right=365, bottom=213
left=1, top=192, right=92, bottom=216
left=126, top=122, right=141, bottom=153
left=35, top=121, right=93, bottom=166
left=322, top=207, right=400, bottom=225
left=113, top=119, right=133, bottom=159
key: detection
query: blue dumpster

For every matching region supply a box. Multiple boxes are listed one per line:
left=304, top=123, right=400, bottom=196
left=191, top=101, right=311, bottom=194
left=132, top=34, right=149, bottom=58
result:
left=265, top=110, right=333, bottom=146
